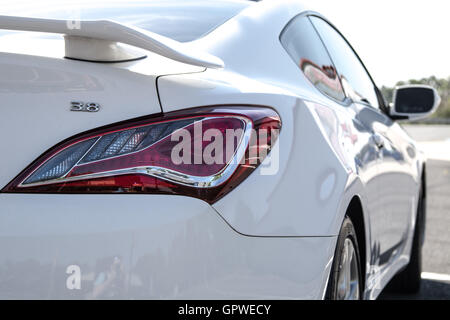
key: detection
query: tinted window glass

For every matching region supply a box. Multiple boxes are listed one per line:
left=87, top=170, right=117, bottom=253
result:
left=310, top=17, right=380, bottom=108
left=280, top=16, right=345, bottom=102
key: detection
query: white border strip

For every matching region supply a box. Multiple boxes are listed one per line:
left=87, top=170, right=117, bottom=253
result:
left=422, top=272, right=450, bottom=282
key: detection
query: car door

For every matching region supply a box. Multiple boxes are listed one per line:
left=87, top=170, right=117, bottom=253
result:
left=309, top=16, right=414, bottom=268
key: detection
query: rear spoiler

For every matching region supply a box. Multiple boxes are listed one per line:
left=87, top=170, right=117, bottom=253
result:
left=0, top=15, right=224, bottom=68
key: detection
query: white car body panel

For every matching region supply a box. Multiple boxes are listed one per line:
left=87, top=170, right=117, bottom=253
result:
left=0, top=193, right=335, bottom=300
left=158, top=70, right=350, bottom=237
left=0, top=51, right=203, bottom=187
left=0, top=0, right=427, bottom=300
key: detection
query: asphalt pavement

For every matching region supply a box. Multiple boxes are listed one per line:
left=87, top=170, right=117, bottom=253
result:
left=402, top=124, right=450, bottom=142
left=379, top=125, right=450, bottom=300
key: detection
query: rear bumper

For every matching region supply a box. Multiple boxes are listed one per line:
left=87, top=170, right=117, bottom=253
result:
left=0, top=194, right=336, bottom=299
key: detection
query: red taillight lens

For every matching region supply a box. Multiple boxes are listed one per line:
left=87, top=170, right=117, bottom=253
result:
left=3, top=106, right=281, bottom=203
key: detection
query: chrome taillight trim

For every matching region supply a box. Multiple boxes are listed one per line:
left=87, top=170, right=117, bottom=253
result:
left=17, top=116, right=253, bottom=189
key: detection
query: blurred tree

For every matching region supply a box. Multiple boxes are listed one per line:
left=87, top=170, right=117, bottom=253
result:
left=381, top=76, right=450, bottom=118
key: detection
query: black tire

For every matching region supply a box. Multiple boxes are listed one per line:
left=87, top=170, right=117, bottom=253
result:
left=326, top=216, right=363, bottom=300
left=387, top=183, right=425, bottom=294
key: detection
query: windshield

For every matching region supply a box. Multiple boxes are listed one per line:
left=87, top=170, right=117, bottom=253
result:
left=0, top=0, right=251, bottom=42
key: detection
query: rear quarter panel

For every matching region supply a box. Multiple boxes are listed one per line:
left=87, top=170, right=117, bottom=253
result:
left=157, top=69, right=355, bottom=238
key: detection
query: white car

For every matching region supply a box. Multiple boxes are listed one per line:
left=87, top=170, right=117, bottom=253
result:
left=0, top=0, right=441, bottom=300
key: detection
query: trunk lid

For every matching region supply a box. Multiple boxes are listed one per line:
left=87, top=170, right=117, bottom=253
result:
left=0, top=33, right=203, bottom=188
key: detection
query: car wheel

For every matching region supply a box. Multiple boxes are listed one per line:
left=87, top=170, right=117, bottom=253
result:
left=326, top=216, right=362, bottom=300
left=388, top=183, right=425, bottom=294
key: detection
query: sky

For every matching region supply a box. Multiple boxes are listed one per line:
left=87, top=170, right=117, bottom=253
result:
left=0, top=0, right=448, bottom=87
left=306, top=0, right=450, bottom=86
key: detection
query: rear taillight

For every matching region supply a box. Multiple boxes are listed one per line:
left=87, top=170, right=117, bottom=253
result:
left=3, top=106, right=281, bottom=203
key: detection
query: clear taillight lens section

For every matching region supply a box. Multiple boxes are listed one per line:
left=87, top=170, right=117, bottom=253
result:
left=3, top=106, right=281, bottom=203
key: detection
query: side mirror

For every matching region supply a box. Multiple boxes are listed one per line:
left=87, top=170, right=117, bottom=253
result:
left=389, top=85, right=441, bottom=121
